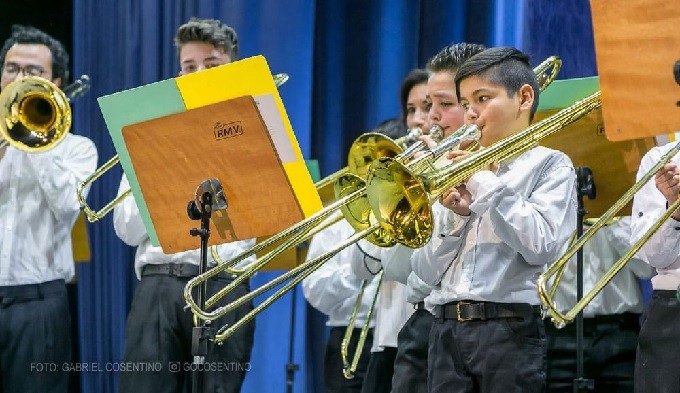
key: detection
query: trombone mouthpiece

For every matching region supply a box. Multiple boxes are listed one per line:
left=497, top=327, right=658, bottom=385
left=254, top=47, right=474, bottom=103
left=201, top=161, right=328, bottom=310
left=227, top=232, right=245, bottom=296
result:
left=429, top=124, right=444, bottom=142
left=405, top=126, right=424, bottom=143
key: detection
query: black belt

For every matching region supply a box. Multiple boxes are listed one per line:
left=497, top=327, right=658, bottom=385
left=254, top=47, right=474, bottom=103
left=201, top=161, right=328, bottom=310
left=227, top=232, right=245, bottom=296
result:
left=0, top=279, right=66, bottom=306
left=653, top=289, right=678, bottom=300
left=434, top=301, right=542, bottom=322
left=142, top=263, right=235, bottom=280
left=414, top=301, right=426, bottom=310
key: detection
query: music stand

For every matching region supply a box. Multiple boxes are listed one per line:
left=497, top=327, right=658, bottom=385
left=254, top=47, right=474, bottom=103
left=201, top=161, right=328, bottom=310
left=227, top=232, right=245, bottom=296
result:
left=98, top=55, right=322, bottom=253
left=97, top=56, right=323, bottom=393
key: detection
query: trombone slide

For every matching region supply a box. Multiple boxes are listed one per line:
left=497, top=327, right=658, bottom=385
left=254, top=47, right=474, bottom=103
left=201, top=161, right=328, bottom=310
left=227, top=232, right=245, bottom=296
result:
left=538, top=141, right=680, bottom=327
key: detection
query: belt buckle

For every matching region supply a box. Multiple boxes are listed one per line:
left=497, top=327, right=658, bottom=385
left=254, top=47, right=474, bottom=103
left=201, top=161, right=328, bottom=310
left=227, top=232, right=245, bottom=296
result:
left=170, top=263, right=182, bottom=276
left=456, top=301, right=473, bottom=322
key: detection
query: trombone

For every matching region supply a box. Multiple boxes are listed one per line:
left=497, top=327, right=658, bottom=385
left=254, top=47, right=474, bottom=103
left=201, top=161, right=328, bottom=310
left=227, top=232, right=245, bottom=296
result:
left=182, top=56, right=564, bottom=341
left=537, top=141, right=680, bottom=328
left=0, top=75, right=90, bottom=152
left=365, top=90, right=602, bottom=248
left=77, top=73, right=290, bottom=222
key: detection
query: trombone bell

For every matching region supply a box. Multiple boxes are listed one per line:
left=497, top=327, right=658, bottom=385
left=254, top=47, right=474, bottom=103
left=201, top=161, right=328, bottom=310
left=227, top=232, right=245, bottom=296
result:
left=347, top=133, right=402, bottom=178
left=0, top=76, right=71, bottom=152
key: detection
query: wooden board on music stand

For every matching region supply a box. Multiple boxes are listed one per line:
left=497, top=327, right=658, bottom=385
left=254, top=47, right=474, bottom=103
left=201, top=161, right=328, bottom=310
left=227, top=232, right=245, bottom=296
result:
left=251, top=160, right=320, bottom=270
left=590, top=0, right=680, bottom=141
left=538, top=78, right=655, bottom=218
left=122, top=95, right=303, bottom=254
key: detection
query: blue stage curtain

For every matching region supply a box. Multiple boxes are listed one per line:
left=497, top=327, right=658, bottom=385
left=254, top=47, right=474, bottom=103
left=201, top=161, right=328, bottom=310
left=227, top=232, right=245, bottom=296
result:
left=70, top=1, right=539, bottom=392
left=521, top=0, right=598, bottom=79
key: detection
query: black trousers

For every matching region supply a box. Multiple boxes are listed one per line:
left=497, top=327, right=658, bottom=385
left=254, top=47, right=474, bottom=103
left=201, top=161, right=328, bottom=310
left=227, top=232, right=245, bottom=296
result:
left=392, top=309, right=433, bottom=393
left=119, top=269, right=254, bottom=393
left=325, top=326, right=373, bottom=393
left=361, top=346, right=397, bottom=393
left=545, top=313, right=639, bottom=393
left=634, top=290, right=680, bottom=393
left=429, top=312, right=546, bottom=393
left=0, top=279, right=72, bottom=393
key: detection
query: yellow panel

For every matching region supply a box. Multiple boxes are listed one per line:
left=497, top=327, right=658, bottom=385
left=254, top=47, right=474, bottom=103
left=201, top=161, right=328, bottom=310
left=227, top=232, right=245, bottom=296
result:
left=175, top=55, right=322, bottom=219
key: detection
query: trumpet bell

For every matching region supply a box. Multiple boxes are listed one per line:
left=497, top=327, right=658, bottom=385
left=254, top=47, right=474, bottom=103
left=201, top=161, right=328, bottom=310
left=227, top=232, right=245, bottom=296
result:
left=0, top=76, right=71, bottom=152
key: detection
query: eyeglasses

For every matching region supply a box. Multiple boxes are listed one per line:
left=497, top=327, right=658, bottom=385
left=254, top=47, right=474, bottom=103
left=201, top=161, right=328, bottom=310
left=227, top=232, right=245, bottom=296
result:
left=2, top=63, right=46, bottom=78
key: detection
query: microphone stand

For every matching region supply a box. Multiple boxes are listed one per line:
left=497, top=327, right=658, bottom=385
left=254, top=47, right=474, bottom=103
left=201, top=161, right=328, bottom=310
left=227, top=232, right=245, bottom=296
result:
left=573, top=167, right=596, bottom=393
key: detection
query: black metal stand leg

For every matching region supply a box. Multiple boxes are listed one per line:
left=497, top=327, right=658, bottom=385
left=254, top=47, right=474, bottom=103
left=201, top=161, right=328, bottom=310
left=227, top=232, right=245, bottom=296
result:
left=285, top=285, right=300, bottom=393
left=188, top=192, right=216, bottom=393
left=573, top=167, right=595, bottom=393
left=285, top=244, right=304, bottom=393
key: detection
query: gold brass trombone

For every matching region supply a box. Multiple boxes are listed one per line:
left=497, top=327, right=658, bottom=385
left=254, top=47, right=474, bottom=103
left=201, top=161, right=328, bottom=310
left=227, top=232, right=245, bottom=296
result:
left=537, top=141, right=680, bottom=328
left=365, top=90, right=602, bottom=248
left=76, top=73, right=290, bottom=222
left=0, top=75, right=90, bottom=152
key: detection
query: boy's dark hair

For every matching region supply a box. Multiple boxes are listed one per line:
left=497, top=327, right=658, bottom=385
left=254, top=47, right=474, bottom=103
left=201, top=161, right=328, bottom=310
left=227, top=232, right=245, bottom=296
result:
left=455, top=46, right=540, bottom=120
left=399, top=69, right=429, bottom=126
left=0, top=24, right=70, bottom=84
left=427, top=42, right=487, bottom=74
left=373, top=118, right=407, bottom=140
left=174, top=17, right=239, bottom=61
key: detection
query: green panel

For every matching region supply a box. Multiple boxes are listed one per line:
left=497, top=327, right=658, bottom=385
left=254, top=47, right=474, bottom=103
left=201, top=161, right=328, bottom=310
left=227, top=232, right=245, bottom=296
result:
left=305, top=159, right=320, bottom=182
left=538, top=77, right=600, bottom=111
left=97, top=79, right=186, bottom=247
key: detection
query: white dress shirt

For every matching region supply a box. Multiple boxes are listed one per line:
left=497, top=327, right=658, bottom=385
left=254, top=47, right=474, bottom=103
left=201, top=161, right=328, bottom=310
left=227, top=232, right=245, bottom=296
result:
left=113, top=174, right=256, bottom=280
left=550, top=217, right=654, bottom=317
left=413, top=146, right=577, bottom=307
left=0, top=134, right=98, bottom=285
left=302, top=218, right=379, bottom=328
left=631, top=142, right=680, bottom=290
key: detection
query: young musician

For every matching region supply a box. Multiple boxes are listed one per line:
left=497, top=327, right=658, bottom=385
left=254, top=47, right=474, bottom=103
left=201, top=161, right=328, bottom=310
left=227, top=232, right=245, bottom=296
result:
left=412, top=46, right=577, bottom=392
left=0, top=24, right=98, bottom=393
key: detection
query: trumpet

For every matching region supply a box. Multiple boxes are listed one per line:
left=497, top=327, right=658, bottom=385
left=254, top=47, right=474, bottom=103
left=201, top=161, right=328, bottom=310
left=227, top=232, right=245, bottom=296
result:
left=0, top=75, right=90, bottom=152
left=182, top=56, right=564, bottom=341
left=537, top=141, right=680, bottom=328
left=77, top=73, right=290, bottom=222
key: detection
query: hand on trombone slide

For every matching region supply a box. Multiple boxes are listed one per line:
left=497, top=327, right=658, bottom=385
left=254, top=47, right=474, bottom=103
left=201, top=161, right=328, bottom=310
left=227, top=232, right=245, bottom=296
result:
left=439, top=185, right=472, bottom=217
left=654, top=162, right=680, bottom=220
